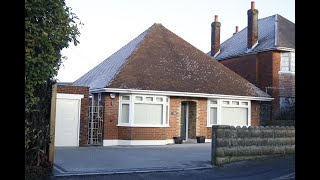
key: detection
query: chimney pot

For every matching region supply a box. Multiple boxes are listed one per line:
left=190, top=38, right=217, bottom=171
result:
left=215, top=15, right=218, bottom=22
left=236, top=26, right=238, bottom=33
left=251, top=1, right=255, bottom=9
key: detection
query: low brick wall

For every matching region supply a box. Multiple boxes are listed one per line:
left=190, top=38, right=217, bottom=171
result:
left=211, top=125, right=295, bottom=165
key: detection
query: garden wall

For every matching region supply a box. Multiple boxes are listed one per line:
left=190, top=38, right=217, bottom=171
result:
left=211, top=125, right=295, bottom=165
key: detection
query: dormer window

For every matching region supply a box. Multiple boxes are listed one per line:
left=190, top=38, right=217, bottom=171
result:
left=280, top=52, right=295, bottom=72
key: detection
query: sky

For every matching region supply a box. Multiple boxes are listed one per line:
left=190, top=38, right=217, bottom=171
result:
left=56, top=0, right=295, bottom=82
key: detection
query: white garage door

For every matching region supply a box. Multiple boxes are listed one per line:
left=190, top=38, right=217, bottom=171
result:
left=55, top=93, right=84, bottom=147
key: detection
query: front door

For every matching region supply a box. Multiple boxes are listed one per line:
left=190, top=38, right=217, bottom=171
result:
left=180, top=102, right=188, bottom=140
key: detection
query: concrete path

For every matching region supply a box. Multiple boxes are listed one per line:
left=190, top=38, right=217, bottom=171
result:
left=54, top=143, right=212, bottom=176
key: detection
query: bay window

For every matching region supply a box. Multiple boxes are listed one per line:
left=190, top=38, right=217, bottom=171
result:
left=280, top=52, right=295, bottom=72
left=119, top=94, right=169, bottom=127
left=208, top=99, right=250, bottom=127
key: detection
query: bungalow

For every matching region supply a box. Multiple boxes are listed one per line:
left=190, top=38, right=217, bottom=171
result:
left=57, top=23, right=272, bottom=147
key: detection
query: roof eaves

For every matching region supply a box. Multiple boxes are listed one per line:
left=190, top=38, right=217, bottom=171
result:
left=215, top=46, right=294, bottom=61
left=90, top=88, right=273, bottom=101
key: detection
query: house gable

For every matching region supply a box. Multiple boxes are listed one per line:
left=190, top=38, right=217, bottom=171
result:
left=208, top=14, right=295, bottom=61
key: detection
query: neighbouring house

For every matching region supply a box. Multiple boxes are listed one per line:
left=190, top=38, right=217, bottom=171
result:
left=56, top=23, right=272, bottom=147
left=208, top=1, right=295, bottom=120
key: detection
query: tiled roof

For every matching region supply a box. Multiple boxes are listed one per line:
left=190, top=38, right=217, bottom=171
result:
left=73, top=28, right=149, bottom=89
left=74, top=23, right=270, bottom=98
left=208, top=14, right=295, bottom=60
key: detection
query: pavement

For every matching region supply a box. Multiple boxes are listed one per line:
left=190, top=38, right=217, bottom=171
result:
left=53, top=143, right=212, bottom=176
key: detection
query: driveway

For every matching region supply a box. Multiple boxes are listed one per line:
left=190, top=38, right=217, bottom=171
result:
left=54, top=143, right=212, bottom=176
left=51, top=154, right=295, bottom=180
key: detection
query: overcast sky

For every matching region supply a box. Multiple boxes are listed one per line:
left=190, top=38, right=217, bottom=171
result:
left=56, top=0, right=295, bottom=82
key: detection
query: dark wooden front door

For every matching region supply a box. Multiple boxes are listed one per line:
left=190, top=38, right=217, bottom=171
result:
left=180, top=102, right=187, bottom=140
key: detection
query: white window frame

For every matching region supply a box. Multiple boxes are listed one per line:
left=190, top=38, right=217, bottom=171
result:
left=207, top=99, right=251, bottom=127
left=118, top=94, right=169, bottom=127
left=280, top=52, right=295, bottom=73
left=119, top=95, right=131, bottom=125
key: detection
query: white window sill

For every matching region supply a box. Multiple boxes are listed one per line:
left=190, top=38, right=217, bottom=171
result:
left=207, top=124, right=250, bottom=128
left=207, top=125, right=218, bottom=128
left=117, top=124, right=170, bottom=128
left=278, top=71, right=295, bottom=74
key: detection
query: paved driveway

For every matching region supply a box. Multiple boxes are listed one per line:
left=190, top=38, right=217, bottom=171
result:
left=54, top=143, right=212, bottom=176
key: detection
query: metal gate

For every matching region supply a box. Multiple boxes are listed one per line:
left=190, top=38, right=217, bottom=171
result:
left=88, top=106, right=104, bottom=145
left=260, top=102, right=272, bottom=126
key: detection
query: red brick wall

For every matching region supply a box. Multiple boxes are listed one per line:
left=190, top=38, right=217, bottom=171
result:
left=198, top=98, right=208, bottom=137
left=206, top=127, right=212, bottom=140
left=104, top=93, right=119, bottom=139
left=220, top=51, right=274, bottom=92
left=279, top=73, right=295, bottom=97
left=256, top=51, right=273, bottom=91
left=168, top=97, right=181, bottom=138
left=220, top=54, right=258, bottom=85
left=272, top=52, right=281, bottom=115
left=188, top=102, right=197, bottom=139
left=169, top=97, right=208, bottom=138
left=251, top=101, right=261, bottom=126
left=118, top=127, right=168, bottom=140
left=102, top=94, right=262, bottom=141
left=103, top=95, right=208, bottom=140
left=57, top=85, right=89, bottom=146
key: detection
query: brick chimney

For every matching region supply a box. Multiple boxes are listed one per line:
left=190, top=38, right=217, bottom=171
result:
left=247, top=1, right=259, bottom=49
left=211, top=15, right=220, bottom=57
left=233, top=26, right=239, bottom=35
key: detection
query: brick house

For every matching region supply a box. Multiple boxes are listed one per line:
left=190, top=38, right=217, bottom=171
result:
left=208, top=1, right=295, bottom=118
left=61, top=23, right=272, bottom=146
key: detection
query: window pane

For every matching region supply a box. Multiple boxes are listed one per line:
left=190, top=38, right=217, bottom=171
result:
left=122, top=96, right=130, bottom=100
left=134, top=104, right=162, bottom=125
left=281, top=53, right=290, bottom=71
left=210, top=100, right=217, bottom=104
left=156, top=97, right=163, bottom=102
left=281, top=52, right=290, bottom=58
left=166, top=98, right=168, bottom=102
left=241, top=102, right=248, bottom=106
left=281, top=60, right=289, bottom=67
left=210, top=107, right=217, bottom=125
left=146, top=97, right=153, bottom=101
left=281, top=66, right=289, bottom=71
left=223, top=101, right=229, bottom=105
left=135, top=96, right=143, bottom=101
left=232, top=101, right=239, bottom=105
left=121, top=104, right=129, bottom=123
left=221, top=107, right=248, bottom=126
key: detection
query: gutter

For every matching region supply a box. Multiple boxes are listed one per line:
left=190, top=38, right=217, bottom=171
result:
left=215, top=47, right=295, bottom=61
left=89, top=88, right=273, bottom=101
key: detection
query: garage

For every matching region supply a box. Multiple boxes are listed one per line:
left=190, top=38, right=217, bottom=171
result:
left=55, top=93, right=84, bottom=147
